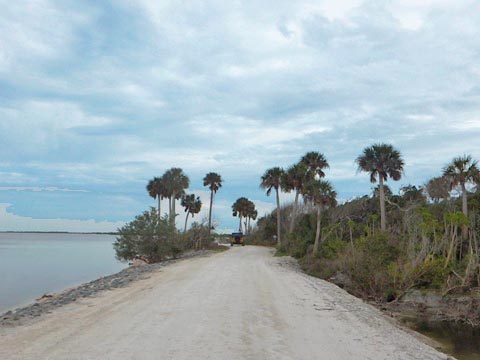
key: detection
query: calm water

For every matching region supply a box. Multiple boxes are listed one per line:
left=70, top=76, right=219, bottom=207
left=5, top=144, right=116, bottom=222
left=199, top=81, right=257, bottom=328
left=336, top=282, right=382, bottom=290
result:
left=402, top=316, right=480, bottom=360
left=0, top=233, right=126, bottom=314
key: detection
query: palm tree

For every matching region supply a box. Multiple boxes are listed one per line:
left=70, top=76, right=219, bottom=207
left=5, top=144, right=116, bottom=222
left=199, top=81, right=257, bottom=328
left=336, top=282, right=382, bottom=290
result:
left=302, top=180, right=337, bottom=254
left=232, top=197, right=250, bottom=232
left=283, top=162, right=312, bottom=233
left=260, top=167, right=284, bottom=247
left=356, top=143, right=404, bottom=231
left=146, top=177, right=166, bottom=219
left=162, top=168, right=190, bottom=227
left=443, top=155, right=480, bottom=237
left=301, top=151, right=329, bottom=180
left=181, top=194, right=202, bottom=232
left=203, top=172, right=223, bottom=234
left=244, top=200, right=257, bottom=235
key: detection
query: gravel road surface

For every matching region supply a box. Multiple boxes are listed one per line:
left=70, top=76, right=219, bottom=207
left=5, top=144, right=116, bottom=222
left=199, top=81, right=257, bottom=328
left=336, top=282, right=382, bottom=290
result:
left=0, top=246, right=450, bottom=360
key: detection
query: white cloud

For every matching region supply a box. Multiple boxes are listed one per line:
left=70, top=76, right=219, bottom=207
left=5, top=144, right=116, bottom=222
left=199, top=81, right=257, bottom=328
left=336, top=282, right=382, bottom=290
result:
left=1, top=1, right=480, bottom=230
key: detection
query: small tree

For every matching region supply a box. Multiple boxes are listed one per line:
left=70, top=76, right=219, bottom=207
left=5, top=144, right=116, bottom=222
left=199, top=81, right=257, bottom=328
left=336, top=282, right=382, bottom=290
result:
left=113, top=208, right=180, bottom=263
left=425, top=176, right=450, bottom=203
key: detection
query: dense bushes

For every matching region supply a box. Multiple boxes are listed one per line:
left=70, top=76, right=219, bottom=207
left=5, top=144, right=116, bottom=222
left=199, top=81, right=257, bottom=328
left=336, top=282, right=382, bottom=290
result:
left=252, top=188, right=480, bottom=302
left=114, top=208, right=216, bottom=263
left=114, top=208, right=182, bottom=262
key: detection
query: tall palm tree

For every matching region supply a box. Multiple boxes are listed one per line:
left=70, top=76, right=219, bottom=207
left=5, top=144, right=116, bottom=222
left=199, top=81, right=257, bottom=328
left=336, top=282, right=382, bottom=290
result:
left=260, top=167, right=284, bottom=247
left=301, top=151, right=329, bottom=180
left=283, top=162, right=313, bottom=233
left=244, top=199, right=257, bottom=235
left=203, top=172, right=223, bottom=234
left=232, top=197, right=250, bottom=232
left=443, top=155, right=480, bottom=237
left=146, top=177, right=166, bottom=219
left=162, top=168, right=190, bottom=227
left=356, top=143, right=404, bottom=231
left=302, top=180, right=337, bottom=254
left=181, top=194, right=202, bottom=232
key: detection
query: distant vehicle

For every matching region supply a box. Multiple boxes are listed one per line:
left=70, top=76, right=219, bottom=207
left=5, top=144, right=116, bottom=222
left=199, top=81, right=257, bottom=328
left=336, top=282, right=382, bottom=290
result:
left=231, top=232, right=245, bottom=246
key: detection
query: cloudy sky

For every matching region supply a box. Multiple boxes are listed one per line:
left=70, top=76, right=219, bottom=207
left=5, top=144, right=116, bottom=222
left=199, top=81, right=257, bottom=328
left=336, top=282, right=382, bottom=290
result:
left=1, top=0, right=479, bottom=232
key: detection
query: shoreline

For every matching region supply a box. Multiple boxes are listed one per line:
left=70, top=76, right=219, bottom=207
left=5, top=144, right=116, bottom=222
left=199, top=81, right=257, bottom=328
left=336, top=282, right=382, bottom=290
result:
left=0, top=249, right=214, bottom=327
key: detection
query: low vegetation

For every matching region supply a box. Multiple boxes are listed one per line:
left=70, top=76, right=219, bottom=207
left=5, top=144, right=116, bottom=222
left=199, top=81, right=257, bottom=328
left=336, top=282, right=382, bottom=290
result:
left=116, top=168, right=223, bottom=263
left=251, top=146, right=480, bottom=304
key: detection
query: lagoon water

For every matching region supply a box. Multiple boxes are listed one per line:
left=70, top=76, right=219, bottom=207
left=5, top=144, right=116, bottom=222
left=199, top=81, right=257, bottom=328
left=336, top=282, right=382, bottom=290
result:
left=0, top=233, right=126, bottom=314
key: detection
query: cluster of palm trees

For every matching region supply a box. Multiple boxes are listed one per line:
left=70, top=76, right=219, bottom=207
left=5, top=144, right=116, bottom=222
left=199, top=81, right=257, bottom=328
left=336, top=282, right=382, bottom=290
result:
left=231, top=197, right=257, bottom=234
left=261, top=143, right=480, bottom=251
left=260, top=151, right=335, bottom=252
left=147, top=169, right=223, bottom=233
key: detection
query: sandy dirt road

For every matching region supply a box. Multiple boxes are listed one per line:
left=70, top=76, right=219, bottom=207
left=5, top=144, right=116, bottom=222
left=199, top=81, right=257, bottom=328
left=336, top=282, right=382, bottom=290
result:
left=0, top=246, right=449, bottom=360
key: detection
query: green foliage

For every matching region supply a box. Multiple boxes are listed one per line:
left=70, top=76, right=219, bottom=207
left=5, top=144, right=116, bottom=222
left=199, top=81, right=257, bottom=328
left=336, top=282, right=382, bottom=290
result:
left=319, top=237, right=346, bottom=260
left=113, top=208, right=182, bottom=263
left=418, top=257, right=451, bottom=289
left=356, top=233, right=398, bottom=265
left=252, top=151, right=480, bottom=301
left=289, top=214, right=316, bottom=258
left=444, top=211, right=469, bottom=226
left=329, top=233, right=399, bottom=300
left=274, top=248, right=288, bottom=257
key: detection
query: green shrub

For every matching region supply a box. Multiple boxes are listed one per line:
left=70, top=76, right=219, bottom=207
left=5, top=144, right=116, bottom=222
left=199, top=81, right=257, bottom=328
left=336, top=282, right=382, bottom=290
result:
left=289, top=214, right=316, bottom=258
left=319, top=237, right=347, bottom=260
left=414, top=257, right=450, bottom=289
left=344, top=233, right=399, bottom=299
left=114, top=208, right=181, bottom=263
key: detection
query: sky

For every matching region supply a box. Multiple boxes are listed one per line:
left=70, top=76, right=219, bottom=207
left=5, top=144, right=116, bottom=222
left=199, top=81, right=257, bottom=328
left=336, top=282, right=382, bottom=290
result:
left=1, top=0, right=480, bottom=233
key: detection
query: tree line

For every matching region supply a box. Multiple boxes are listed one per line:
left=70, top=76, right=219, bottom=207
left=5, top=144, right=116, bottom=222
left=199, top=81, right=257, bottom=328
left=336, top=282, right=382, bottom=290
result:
left=114, top=169, right=223, bottom=263
left=231, top=197, right=257, bottom=234
left=252, top=143, right=480, bottom=301
left=146, top=169, right=223, bottom=233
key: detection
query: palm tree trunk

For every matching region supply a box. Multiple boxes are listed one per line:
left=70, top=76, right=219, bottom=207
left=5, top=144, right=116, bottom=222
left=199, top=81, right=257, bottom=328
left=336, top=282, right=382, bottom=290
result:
left=248, top=217, right=251, bottom=235
left=313, top=205, right=321, bottom=254
left=239, top=215, right=242, bottom=232
left=289, top=190, right=299, bottom=233
left=379, top=177, right=386, bottom=231
left=275, top=188, right=281, bottom=248
left=171, top=194, right=176, bottom=227
left=184, top=212, right=190, bottom=233
left=168, top=197, right=172, bottom=225
left=158, top=196, right=161, bottom=220
left=208, top=190, right=214, bottom=234
left=462, top=183, right=468, bottom=238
